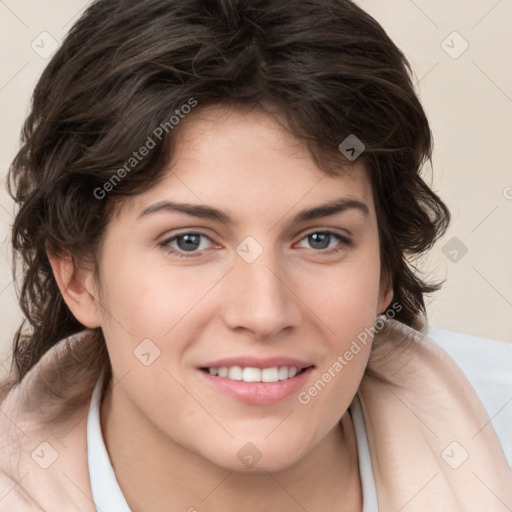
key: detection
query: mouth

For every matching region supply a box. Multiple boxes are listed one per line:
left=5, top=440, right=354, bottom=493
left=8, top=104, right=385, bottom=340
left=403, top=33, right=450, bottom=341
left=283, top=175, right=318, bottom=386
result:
left=197, top=358, right=315, bottom=405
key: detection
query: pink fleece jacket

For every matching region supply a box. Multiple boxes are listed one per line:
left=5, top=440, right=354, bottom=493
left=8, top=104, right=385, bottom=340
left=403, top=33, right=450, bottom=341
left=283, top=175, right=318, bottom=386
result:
left=0, top=319, right=511, bottom=511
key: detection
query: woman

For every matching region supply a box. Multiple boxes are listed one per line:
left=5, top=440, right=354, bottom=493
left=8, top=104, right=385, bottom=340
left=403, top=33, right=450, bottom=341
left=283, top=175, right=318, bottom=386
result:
left=0, top=0, right=510, bottom=510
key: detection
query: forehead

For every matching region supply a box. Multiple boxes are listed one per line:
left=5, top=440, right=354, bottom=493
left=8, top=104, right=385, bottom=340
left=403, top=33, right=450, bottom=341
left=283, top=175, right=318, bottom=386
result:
left=112, top=105, right=374, bottom=224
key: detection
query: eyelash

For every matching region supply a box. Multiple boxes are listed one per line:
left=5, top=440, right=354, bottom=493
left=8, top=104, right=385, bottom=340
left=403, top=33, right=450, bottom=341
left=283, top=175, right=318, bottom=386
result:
left=159, top=230, right=352, bottom=259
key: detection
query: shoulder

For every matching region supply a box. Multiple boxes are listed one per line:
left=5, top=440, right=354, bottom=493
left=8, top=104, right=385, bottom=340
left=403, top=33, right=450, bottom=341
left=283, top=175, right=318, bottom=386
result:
left=427, top=327, right=512, bottom=470
left=1, top=329, right=103, bottom=422
left=0, top=329, right=101, bottom=511
left=365, top=318, right=512, bottom=461
left=360, top=320, right=512, bottom=509
left=367, top=319, right=508, bottom=407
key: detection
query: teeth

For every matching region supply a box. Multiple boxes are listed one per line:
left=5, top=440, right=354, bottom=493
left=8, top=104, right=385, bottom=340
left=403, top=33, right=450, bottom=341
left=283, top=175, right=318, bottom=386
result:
left=243, top=367, right=261, bottom=382
left=208, top=366, right=301, bottom=382
left=261, top=367, right=279, bottom=382
left=278, top=367, right=289, bottom=380
left=228, top=365, right=243, bottom=380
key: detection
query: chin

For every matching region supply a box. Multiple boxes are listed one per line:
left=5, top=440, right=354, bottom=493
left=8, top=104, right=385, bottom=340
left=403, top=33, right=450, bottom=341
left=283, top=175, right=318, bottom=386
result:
left=198, top=434, right=312, bottom=473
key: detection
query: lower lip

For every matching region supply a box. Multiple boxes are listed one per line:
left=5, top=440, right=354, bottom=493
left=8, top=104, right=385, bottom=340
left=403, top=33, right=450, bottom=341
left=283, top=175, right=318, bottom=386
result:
left=198, top=367, right=314, bottom=405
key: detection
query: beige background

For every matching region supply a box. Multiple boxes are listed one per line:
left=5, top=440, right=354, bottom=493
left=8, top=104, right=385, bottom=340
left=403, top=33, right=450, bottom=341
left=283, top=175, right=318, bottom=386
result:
left=1, top=1, right=511, bottom=376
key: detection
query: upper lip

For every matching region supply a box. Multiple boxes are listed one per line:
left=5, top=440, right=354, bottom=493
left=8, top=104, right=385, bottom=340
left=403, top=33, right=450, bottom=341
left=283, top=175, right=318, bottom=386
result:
left=199, top=356, right=314, bottom=370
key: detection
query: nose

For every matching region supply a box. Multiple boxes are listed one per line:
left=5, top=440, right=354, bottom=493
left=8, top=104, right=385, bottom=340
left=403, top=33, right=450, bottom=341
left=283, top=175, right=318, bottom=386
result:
left=221, top=248, right=302, bottom=340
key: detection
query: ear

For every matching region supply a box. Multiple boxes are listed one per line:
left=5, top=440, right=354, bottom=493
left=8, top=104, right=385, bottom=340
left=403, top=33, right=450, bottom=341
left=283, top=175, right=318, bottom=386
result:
left=377, top=272, right=394, bottom=315
left=46, top=241, right=102, bottom=329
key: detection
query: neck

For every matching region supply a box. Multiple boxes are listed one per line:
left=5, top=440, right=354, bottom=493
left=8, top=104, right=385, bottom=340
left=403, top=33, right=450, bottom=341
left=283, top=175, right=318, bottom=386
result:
left=101, top=379, right=362, bottom=512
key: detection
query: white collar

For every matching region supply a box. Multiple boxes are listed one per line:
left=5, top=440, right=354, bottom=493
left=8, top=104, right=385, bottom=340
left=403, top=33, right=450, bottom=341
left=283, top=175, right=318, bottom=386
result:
left=87, top=372, right=132, bottom=511
left=351, top=393, right=379, bottom=512
left=87, top=375, right=378, bottom=511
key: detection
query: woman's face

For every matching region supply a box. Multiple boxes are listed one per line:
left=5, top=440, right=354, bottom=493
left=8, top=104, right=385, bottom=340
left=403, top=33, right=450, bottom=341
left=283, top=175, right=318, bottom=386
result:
left=91, top=105, right=391, bottom=472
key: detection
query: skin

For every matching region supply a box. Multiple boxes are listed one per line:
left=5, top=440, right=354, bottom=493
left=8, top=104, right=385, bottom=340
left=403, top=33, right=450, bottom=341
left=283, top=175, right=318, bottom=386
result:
left=49, top=105, right=392, bottom=511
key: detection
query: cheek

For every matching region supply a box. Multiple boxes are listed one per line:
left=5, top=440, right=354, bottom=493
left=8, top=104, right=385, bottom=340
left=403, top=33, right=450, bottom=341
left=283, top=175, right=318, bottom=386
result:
left=97, top=252, right=223, bottom=378
left=295, top=245, right=381, bottom=405
left=100, top=251, right=215, bottom=334
left=299, top=273, right=377, bottom=426
left=300, top=249, right=382, bottom=332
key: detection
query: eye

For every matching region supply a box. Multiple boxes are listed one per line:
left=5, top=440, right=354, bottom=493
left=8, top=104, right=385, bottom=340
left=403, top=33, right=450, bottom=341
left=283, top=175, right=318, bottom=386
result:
left=296, top=230, right=351, bottom=253
left=160, top=229, right=351, bottom=259
left=160, top=232, right=215, bottom=258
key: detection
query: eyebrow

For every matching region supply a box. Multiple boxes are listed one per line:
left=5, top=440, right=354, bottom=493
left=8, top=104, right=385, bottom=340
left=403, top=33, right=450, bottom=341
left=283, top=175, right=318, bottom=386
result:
left=137, top=197, right=369, bottom=224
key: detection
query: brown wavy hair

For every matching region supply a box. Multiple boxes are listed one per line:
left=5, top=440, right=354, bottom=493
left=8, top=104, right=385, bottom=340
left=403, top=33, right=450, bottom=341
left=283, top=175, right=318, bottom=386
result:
left=2, top=0, right=449, bottom=403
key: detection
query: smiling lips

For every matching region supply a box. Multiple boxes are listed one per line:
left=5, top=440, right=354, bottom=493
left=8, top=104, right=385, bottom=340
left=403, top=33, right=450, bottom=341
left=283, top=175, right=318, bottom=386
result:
left=199, top=357, right=314, bottom=405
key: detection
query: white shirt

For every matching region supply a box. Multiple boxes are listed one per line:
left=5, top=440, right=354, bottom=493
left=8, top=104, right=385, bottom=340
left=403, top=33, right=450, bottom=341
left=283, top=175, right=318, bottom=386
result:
left=87, top=374, right=379, bottom=512
left=87, top=372, right=132, bottom=512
